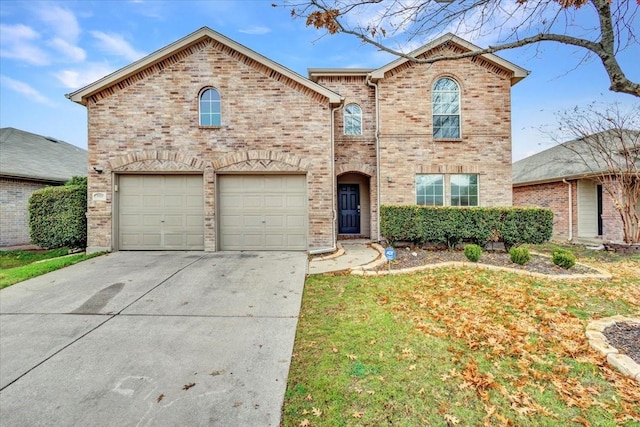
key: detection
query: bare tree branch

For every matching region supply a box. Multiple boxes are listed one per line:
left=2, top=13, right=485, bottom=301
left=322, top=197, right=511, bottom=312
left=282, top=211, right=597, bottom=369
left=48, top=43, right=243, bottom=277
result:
left=280, top=0, right=640, bottom=96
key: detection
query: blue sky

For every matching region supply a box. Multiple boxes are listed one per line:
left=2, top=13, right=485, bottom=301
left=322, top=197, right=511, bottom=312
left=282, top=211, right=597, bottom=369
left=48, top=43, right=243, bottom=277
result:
left=1, top=0, right=638, bottom=161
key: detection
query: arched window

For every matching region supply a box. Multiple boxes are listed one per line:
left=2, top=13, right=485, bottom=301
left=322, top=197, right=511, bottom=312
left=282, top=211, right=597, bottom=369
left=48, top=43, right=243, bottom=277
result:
left=199, top=88, right=221, bottom=126
left=432, top=78, right=460, bottom=139
left=344, top=103, right=362, bottom=135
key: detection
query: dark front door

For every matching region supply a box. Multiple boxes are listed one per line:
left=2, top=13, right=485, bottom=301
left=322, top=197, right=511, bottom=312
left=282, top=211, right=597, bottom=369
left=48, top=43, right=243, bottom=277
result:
left=338, top=184, right=360, bottom=234
left=597, top=184, right=603, bottom=236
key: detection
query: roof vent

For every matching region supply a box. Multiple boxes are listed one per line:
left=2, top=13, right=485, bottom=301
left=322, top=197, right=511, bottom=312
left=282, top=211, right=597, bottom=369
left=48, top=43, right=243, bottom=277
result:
left=45, top=136, right=60, bottom=143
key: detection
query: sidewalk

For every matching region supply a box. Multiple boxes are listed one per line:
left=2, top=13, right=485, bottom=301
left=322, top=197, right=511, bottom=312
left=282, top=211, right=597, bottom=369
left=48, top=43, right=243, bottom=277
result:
left=308, top=241, right=382, bottom=274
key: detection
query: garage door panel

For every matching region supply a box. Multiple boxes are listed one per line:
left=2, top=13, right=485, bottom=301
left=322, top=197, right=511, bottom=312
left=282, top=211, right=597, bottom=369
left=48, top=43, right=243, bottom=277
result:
left=218, top=175, right=307, bottom=250
left=118, top=175, right=204, bottom=250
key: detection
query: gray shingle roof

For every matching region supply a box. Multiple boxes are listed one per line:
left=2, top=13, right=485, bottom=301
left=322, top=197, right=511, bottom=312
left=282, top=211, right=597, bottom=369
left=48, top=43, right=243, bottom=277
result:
left=513, top=129, right=640, bottom=186
left=0, top=127, right=87, bottom=183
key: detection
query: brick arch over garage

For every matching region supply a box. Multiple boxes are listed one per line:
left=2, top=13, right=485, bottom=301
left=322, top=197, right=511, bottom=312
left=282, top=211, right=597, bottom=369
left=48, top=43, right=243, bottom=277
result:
left=109, top=150, right=207, bottom=172
left=336, top=162, right=375, bottom=177
left=213, top=150, right=309, bottom=172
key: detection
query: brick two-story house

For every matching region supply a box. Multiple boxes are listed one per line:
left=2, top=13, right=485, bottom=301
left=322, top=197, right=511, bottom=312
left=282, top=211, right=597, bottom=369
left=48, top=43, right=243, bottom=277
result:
left=67, top=27, right=527, bottom=253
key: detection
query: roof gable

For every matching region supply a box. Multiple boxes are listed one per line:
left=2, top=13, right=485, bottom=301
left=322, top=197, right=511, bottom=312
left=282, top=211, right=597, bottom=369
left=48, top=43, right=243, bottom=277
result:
left=67, top=27, right=342, bottom=106
left=513, top=129, right=640, bottom=185
left=370, top=33, right=529, bottom=86
left=0, top=128, right=87, bottom=183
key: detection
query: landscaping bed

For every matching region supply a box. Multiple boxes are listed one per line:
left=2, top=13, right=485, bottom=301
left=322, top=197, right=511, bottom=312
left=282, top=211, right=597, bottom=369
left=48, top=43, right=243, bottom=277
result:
left=373, top=246, right=600, bottom=276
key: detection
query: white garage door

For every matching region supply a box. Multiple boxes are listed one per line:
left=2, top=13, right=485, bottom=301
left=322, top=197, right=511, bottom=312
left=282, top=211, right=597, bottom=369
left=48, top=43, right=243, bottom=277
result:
left=118, top=175, right=204, bottom=250
left=218, top=175, right=307, bottom=250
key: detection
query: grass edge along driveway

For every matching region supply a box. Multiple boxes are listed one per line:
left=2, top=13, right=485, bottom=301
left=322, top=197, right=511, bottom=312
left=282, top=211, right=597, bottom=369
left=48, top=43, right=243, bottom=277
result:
left=282, top=246, right=640, bottom=427
left=0, top=249, right=104, bottom=289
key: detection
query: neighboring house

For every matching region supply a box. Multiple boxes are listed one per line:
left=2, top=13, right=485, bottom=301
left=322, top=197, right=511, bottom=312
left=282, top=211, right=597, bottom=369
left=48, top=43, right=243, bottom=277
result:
left=66, top=27, right=527, bottom=253
left=513, top=130, right=640, bottom=243
left=0, top=128, right=88, bottom=247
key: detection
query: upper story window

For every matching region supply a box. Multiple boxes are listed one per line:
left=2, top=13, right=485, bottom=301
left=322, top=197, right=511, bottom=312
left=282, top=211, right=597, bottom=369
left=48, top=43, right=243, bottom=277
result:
left=199, top=87, right=221, bottom=126
left=432, top=77, right=460, bottom=139
left=344, top=103, right=362, bottom=135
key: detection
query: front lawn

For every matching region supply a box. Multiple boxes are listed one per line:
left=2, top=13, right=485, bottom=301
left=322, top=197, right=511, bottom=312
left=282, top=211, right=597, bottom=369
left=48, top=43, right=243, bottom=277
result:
left=282, top=246, right=640, bottom=426
left=0, top=249, right=103, bottom=289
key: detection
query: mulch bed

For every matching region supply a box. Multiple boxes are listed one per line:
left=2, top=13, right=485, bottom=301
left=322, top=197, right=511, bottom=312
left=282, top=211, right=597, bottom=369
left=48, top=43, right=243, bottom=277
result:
left=375, top=246, right=600, bottom=275
left=603, top=322, right=640, bottom=364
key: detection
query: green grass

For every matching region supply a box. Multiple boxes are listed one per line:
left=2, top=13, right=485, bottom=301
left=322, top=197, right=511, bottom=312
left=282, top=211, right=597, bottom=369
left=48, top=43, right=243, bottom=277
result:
left=282, top=244, right=640, bottom=427
left=0, top=248, right=70, bottom=269
left=0, top=249, right=104, bottom=289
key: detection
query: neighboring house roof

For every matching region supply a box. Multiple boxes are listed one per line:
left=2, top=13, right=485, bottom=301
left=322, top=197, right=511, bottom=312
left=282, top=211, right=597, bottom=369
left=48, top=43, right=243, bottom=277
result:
left=66, top=26, right=343, bottom=106
left=0, top=127, right=87, bottom=183
left=513, top=129, right=640, bottom=186
left=369, top=33, right=529, bottom=86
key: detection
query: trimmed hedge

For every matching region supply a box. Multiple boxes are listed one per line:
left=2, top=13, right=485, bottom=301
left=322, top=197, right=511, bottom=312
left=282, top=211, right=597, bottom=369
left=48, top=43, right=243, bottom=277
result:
left=29, top=177, right=87, bottom=249
left=380, top=206, right=553, bottom=249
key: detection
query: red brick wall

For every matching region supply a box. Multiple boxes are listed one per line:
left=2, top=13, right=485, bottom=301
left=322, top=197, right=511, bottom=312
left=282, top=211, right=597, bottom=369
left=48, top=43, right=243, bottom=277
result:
left=0, top=178, right=50, bottom=247
left=513, top=181, right=575, bottom=241
left=376, top=54, right=514, bottom=207
left=85, top=39, right=334, bottom=252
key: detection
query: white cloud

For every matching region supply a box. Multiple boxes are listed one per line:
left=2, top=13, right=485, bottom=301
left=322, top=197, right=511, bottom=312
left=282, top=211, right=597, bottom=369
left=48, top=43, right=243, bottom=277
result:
left=239, top=26, right=271, bottom=35
left=36, top=5, right=81, bottom=42
left=49, top=37, right=86, bottom=62
left=54, top=62, right=116, bottom=89
left=0, top=75, right=54, bottom=105
left=0, top=24, right=50, bottom=65
left=90, top=31, right=146, bottom=62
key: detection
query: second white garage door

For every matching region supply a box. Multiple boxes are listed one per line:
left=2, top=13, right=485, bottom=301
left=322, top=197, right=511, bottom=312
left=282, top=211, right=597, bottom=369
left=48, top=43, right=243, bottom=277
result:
left=218, top=175, right=307, bottom=250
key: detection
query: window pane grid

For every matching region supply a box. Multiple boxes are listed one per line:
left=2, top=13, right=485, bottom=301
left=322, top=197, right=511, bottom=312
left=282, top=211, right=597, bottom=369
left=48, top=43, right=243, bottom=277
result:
left=344, top=104, right=362, bottom=135
left=450, top=174, right=478, bottom=206
left=416, top=174, right=444, bottom=206
left=432, top=78, right=460, bottom=139
left=199, top=88, right=221, bottom=126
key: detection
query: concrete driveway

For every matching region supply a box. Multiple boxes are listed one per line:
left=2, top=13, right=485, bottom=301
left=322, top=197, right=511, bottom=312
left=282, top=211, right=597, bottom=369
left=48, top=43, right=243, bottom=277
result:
left=0, top=251, right=307, bottom=427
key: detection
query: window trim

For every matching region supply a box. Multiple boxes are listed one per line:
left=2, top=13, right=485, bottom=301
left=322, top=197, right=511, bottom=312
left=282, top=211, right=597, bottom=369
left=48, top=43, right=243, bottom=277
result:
left=449, top=174, right=479, bottom=207
left=343, top=103, right=363, bottom=135
left=415, top=174, right=445, bottom=206
left=432, top=77, right=461, bottom=140
left=199, top=87, right=221, bottom=127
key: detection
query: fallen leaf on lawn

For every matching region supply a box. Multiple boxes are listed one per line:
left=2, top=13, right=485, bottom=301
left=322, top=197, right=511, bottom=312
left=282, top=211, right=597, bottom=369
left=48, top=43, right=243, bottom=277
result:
left=305, top=394, right=313, bottom=401
left=418, top=388, right=425, bottom=395
left=572, top=416, right=592, bottom=427
left=353, top=411, right=364, bottom=418
left=182, top=383, right=196, bottom=391
left=332, top=347, right=338, bottom=353
left=444, top=413, right=461, bottom=425
left=366, top=390, right=375, bottom=395
left=409, top=364, right=416, bottom=371
left=312, top=407, right=322, bottom=417
left=346, top=354, right=357, bottom=360
left=299, top=419, right=310, bottom=427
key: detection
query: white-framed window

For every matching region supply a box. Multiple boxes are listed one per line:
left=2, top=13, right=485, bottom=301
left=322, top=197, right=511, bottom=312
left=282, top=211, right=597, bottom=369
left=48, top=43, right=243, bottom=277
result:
left=416, top=174, right=444, bottom=206
left=344, top=103, right=362, bottom=135
left=450, top=174, right=478, bottom=206
left=199, top=87, right=221, bottom=126
left=432, top=77, right=460, bottom=139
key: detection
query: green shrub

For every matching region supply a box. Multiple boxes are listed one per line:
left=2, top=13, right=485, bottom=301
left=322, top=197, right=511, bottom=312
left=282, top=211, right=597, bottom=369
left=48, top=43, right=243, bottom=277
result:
left=552, top=249, right=576, bottom=269
left=29, top=176, right=87, bottom=249
left=509, top=247, right=531, bottom=265
left=464, top=244, right=482, bottom=262
left=380, top=206, right=553, bottom=249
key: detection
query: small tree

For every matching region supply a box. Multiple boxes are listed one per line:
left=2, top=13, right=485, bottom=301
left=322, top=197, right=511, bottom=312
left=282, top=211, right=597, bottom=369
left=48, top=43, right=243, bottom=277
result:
left=553, top=102, right=639, bottom=244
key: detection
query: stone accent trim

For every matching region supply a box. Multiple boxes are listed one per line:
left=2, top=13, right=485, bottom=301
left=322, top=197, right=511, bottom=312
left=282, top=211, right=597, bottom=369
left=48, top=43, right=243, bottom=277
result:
left=110, top=150, right=206, bottom=171
left=214, top=150, right=309, bottom=172
left=586, top=316, right=640, bottom=383
left=336, top=162, right=375, bottom=177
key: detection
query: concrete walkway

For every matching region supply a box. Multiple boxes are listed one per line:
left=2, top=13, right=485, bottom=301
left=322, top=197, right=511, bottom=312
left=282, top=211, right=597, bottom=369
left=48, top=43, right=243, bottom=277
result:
left=308, top=242, right=382, bottom=274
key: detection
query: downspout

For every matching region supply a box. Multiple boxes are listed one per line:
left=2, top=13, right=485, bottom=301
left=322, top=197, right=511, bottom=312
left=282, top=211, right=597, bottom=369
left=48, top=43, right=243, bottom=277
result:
left=308, top=102, right=343, bottom=255
left=563, top=179, right=573, bottom=241
left=366, top=75, right=381, bottom=242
